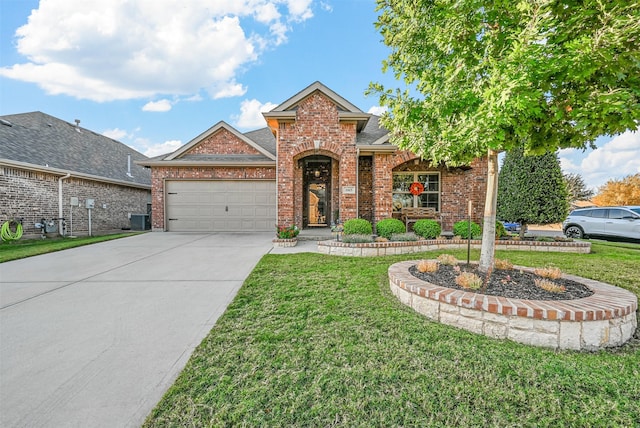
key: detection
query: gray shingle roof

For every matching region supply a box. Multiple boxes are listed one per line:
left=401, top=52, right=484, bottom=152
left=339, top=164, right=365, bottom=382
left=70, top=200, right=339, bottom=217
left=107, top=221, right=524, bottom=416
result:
left=243, top=127, right=277, bottom=156
left=0, top=112, right=151, bottom=187
left=240, top=116, right=391, bottom=154
left=356, top=115, right=391, bottom=145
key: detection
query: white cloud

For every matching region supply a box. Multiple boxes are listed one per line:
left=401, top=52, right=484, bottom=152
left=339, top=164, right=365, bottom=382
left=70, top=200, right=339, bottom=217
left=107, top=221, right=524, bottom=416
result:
left=286, top=0, right=314, bottom=21
left=102, top=128, right=130, bottom=140
left=210, top=81, right=247, bottom=99
left=144, top=140, right=183, bottom=158
left=142, top=99, right=172, bottom=112
left=0, top=0, right=313, bottom=102
left=367, top=105, right=387, bottom=116
left=559, top=130, right=640, bottom=190
left=183, top=93, right=203, bottom=102
left=130, top=138, right=183, bottom=158
left=233, top=98, right=278, bottom=129
left=319, top=2, right=333, bottom=13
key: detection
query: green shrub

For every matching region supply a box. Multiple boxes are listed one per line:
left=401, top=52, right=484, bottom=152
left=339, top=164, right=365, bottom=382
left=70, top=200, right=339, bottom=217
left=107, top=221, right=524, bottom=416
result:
left=375, top=218, right=406, bottom=239
left=341, top=234, right=374, bottom=243
left=413, top=219, right=441, bottom=239
left=453, top=220, right=482, bottom=239
left=276, top=224, right=299, bottom=239
left=495, top=221, right=508, bottom=238
left=342, top=218, right=373, bottom=236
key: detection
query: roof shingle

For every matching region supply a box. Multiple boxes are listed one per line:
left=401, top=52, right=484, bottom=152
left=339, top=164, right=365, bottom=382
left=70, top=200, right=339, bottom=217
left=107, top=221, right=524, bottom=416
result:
left=0, top=112, right=151, bottom=187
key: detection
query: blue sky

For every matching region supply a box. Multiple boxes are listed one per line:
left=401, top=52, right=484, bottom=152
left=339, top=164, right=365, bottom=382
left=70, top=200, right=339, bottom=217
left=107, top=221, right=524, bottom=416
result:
left=1, top=0, right=638, bottom=192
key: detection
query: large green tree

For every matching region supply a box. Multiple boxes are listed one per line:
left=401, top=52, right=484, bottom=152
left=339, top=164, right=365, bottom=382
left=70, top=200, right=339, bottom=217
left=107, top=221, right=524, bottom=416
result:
left=497, top=147, right=569, bottom=237
left=368, top=0, right=640, bottom=271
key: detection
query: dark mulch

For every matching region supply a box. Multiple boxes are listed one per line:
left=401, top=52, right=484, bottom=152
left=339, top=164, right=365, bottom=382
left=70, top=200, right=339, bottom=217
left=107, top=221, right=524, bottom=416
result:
left=409, top=264, right=594, bottom=301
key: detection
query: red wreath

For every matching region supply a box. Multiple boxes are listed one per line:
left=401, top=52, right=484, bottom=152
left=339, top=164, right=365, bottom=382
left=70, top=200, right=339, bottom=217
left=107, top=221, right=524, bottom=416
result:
left=409, top=182, right=424, bottom=196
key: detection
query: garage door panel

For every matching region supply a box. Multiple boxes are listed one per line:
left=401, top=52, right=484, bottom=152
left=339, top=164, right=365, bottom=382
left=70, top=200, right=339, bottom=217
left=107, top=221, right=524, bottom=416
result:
left=226, top=219, right=243, bottom=230
left=241, top=207, right=258, bottom=216
left=254, top=194, right=274, bottom=204
left=211, top=219, right=228, bottom=230
left=226, top=193, right=253, bottom=204
left=254, top=219, right=272, bottom=230
left=254, top=206, right=273, bottom=217
left=166, top=180, right=275, bottom=232
left=255, top=181, right=272, bottom=191
left=211, top=193, right=227, bottom=204
left=171, top=207, right=198, bottom=217
left=211, top=207, right=227, bottom=216
left=180, top=194, right=207, bottom=204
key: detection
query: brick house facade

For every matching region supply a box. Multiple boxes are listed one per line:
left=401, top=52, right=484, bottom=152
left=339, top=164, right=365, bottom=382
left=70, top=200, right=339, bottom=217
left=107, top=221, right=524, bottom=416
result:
left=140, top=82, right=487, bottom=233
left=1, top=112, right=151, bottom=238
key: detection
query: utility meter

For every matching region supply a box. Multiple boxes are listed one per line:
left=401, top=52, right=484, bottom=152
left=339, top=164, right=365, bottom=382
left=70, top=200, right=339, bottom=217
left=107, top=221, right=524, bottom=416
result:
left=86, top=199, right=95, bottom=209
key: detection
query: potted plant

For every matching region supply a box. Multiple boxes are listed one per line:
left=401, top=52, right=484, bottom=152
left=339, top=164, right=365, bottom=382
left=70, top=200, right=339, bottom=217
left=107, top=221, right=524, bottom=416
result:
left=273, top=224, right=300, bottom=247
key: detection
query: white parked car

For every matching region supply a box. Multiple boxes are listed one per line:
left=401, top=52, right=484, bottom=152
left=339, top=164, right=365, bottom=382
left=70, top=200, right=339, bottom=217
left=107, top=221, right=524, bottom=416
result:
left=562, top=206, right=640, bottom=240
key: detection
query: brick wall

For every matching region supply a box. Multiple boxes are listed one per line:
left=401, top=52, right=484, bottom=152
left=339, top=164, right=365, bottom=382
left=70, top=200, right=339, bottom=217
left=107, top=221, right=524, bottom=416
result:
left=369, top=154, right=488, bottom=231
left=188, top=128, right=262, bottom=155
left=1, top=166, right=150, bottom=238
left=440, top=157, right=488, bottom=230
left=150, top=166, right=276, bottom=230
left=373, top=153, right=395, bottom=222
left=358, top=156, right=373, bottom=222
left=275, top=92, right=358, bottom=228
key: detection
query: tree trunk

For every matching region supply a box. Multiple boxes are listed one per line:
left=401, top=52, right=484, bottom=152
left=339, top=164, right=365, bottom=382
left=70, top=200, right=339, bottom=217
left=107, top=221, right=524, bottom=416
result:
left=519, top=222, right=527, bottom=239
left=479, top=149, right=499, bottom=273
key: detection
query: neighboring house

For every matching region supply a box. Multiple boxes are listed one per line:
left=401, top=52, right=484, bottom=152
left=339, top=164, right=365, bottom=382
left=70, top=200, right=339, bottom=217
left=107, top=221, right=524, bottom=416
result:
left=571, top=200, right=597, bottom=210
left=0, top=112, right=151, bottom=238
left=139, top=82, right=488, bottom=233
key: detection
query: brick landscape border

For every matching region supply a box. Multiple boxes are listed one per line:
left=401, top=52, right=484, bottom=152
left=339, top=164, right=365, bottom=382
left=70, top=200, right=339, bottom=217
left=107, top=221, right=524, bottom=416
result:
left=318, top=238, right=591, bottom=257
left=388, top=261, right=638, bottom=350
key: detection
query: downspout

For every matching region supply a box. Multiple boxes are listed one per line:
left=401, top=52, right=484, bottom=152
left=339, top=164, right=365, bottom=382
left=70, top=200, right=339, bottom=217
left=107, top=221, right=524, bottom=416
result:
left=356, top=147, right=360, bottom=223
left=58, top=173, right=71, bottom=236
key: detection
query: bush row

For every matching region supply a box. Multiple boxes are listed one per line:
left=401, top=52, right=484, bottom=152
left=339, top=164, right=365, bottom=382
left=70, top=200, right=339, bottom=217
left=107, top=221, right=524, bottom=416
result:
left=340, top=218, right=508, bottom=241
left=341, top=217, right=444, bottom=240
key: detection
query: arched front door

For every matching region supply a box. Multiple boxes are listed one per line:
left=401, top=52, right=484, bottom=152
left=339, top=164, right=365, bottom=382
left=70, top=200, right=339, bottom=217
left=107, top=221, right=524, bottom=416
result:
left=302, top=155, right=332, bottom=228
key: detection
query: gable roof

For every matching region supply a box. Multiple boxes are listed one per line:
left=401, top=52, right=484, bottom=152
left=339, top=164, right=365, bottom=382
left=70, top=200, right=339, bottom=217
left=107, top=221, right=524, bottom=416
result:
left=0, top=112, right=151, bottom=188
left=271, top=81, right=363, bottom=113
left=138, top=82, right=395, bottom=167
left=138, top=121, right=277, bottom=167
left=165, top=121, right=276, bottom=161
left=263, top=81, right=373, bottom=132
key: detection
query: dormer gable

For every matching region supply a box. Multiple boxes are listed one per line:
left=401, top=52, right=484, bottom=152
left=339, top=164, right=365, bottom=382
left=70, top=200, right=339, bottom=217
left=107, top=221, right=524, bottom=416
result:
left=262, top=81, right=371, bottom=133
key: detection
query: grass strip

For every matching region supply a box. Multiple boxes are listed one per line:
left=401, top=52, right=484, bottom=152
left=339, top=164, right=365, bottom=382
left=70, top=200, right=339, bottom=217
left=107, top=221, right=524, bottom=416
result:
left=0, top=233, right=140, bottom=263
left=145, top=241, right=640, bottom=427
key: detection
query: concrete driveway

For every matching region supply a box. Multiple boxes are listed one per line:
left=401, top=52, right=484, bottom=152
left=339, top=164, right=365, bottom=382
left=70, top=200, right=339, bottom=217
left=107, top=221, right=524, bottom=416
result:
left=0, top=232, right=276, bottom=428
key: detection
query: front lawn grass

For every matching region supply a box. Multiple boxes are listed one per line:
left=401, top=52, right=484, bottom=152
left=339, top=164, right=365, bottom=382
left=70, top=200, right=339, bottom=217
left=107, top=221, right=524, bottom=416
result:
left=0, top=233, right=140, bottom=262
left=145, top=241, right=640, bottom=427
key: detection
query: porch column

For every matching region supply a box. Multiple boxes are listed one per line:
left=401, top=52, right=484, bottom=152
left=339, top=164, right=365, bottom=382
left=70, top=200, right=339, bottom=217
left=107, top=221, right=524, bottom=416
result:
left=373, top=153, right=394, bottom=223
left=338, top=146, right=358, bottom=220
left=277, top=157, right=295, bottom=227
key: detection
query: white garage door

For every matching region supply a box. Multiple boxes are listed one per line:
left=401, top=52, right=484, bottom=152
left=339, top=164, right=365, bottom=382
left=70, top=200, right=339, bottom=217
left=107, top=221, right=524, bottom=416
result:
left=166, top=180, right=276, bottom=232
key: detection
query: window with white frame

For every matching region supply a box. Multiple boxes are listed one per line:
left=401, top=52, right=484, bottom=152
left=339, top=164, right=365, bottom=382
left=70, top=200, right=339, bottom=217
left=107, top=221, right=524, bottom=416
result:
left=392, top=172, right=440, bottom=212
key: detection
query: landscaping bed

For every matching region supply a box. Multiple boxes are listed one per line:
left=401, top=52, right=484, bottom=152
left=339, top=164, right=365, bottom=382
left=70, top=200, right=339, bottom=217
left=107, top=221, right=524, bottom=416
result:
left=409, top=263, right=593, bottom=300
left=390, top=260, right=638, bottom=350
left=318, top=237, right=591, bottom=256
